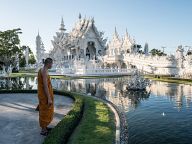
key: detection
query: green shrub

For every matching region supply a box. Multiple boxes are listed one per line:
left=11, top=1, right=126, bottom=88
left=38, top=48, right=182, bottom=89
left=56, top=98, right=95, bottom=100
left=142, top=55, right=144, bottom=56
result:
left=43, top=91, right=84, bottom=144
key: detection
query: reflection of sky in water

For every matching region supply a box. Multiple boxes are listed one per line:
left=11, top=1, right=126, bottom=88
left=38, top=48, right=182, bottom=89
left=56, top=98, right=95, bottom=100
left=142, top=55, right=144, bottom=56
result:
left=1, top=76, right=192, bottom=144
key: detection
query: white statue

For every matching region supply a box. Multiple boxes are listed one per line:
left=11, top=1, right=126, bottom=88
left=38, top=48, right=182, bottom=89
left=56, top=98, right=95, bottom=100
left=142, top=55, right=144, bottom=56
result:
left=126, top=69, right=151, bottom=90
left=25, top=47, right=29, bottom=67
left=15, top=52, right=20, bottom=70
left=7, top=65, right=12, bottom=76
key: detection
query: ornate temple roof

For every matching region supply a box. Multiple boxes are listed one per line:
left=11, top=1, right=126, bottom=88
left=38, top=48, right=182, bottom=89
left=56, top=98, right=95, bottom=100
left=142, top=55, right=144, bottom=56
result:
left=51, top=15, right=107, bottom=51
left=69, top=16, right=106, bottom=47
left=108, top=27, right=135, bottom=51
left=122, top=29, right=134, bottom=46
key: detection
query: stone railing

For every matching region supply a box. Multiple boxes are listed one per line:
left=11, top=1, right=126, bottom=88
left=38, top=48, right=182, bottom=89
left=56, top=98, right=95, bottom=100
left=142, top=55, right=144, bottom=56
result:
left=73, top=68, right=133, bottom=76
left=53, top=67, right=134, bottom=76
left=123, top=53, right=177, bottom=68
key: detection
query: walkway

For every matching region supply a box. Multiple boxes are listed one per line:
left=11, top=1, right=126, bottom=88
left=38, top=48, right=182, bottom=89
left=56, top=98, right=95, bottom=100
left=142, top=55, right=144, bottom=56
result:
left=0, top=93, right=74, bottom=144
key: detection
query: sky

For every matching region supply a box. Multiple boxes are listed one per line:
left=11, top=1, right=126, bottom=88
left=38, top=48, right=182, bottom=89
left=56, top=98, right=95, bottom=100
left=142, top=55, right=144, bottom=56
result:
left=0, top=0, right=191, bottom=55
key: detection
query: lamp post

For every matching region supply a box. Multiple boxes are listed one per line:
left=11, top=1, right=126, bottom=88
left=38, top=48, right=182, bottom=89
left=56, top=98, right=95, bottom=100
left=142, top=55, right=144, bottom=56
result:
left=185, top=46, right=191, bottom=51
left=161, top=46, right=166, bottom=53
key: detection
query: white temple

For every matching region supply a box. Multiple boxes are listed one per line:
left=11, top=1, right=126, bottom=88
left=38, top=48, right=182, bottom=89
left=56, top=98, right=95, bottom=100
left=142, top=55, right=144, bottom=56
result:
left=36, top=15, right=192, bottom=77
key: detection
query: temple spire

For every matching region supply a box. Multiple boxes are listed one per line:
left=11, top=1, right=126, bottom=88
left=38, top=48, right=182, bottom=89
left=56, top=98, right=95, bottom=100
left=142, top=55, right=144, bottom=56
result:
left=36, top=29, right=41, bottom=39
left=59, top=17, right=66, bottom=32
left=38, top=29, right=40, bottom=36
left=79, top=13, right=82, bottom=20
left=114, top=27, right=119, bottom=40
left=125, top=28, right=129, bottom=38
left=115, top=27, right=117, bottom=35
left=91, top=17, right=94, bottom=24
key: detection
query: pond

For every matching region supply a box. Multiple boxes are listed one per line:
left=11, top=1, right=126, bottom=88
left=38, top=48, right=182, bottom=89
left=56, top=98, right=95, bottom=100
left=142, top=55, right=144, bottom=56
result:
left=0, top=76, right=192, bottom=144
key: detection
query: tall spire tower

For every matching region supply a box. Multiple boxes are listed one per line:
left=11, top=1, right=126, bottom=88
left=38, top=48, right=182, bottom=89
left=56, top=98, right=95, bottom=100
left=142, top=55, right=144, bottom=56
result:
left=36, top=30, right=41, bottom=58
left=36, top=31, right=45, bottom=64
left=79, top=13, right=82, bottom=20
left=59, top=17, right=66, bottom=32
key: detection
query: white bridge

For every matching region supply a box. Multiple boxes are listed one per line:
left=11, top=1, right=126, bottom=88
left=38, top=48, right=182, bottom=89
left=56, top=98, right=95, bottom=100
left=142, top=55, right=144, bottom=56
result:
left=50, top=67, right=134, bottom=76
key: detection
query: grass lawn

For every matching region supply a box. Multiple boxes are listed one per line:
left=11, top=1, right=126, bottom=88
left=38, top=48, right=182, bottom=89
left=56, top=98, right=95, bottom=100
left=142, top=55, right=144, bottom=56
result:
left=72, top=75, right=128, bottom=79
left=19, top=69, right=36, bottom=73
left=145, top=75, right=192, bottom=85
left=8, top=72, right=128, bottom=80
left=9, top=72, right=36, bottom=77
left=50, top=75, right=70, bottom=79
left=68, top=96, right=116, bottom=144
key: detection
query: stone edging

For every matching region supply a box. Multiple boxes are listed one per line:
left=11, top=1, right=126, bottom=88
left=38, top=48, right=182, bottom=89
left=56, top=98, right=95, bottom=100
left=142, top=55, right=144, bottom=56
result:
left=106, top=101, right=121, bottom=144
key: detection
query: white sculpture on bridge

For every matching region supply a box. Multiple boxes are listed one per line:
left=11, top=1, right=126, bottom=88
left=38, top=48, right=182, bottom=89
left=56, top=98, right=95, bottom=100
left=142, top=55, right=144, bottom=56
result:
left=126, top=70, right=151, bottom=90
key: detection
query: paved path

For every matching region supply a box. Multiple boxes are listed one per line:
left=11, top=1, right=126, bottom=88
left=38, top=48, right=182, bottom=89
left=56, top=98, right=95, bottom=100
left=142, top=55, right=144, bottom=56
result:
left=0, top=93, right=74, bottom=144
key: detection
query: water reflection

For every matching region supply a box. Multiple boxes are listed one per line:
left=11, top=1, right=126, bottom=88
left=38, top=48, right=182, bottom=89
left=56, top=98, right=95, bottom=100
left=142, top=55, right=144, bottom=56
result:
left=0, top=77, right=36, bottom=90
left=123, top=90, right=150, bottom=109
left=150, top=81, right=192, bottom=110
left=1, top=76, right=192, bottom=110
left=51, top=77, right=192, bottom=111
left=1, top=76, right=192, bottom=144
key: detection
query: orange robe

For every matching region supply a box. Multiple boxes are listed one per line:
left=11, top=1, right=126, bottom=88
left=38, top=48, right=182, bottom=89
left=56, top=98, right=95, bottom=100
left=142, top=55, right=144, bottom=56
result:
left=37, top=69, right=54, bottom=128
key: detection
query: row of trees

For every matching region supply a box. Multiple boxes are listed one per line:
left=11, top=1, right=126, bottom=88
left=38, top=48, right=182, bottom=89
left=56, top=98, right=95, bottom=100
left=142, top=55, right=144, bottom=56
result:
left=0, top=28, right=36, bottom=69
left=133, top=43, right=167, bottom=56
left=149, top=48, right=167, bottom=56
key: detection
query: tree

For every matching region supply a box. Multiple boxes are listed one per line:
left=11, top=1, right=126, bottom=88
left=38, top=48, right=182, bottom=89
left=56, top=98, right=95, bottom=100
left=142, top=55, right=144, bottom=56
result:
left=186, top=50, right=192, bottom=56
left=132, top=44, right=143, bottom=53
left=149, top=48, right=167, bottom=56
left=19, top=45, right=36, bottom=67
left=0, top=28, right=22, bottom=66
left=29, top=54, right=36, bottom=64
left=0, top=28, right=36, bottom=70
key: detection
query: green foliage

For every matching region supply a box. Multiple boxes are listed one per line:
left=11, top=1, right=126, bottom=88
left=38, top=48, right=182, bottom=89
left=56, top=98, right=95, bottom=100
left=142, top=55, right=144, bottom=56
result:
left=0, top=28, right=22, bottom=66
left=145, top=75, right=192, bottom=85
left=29, top=53, right=36, bottom=64
left=0, top=29, right=36, bottom=67
left=19, top=55, right=26, bottom=68
left=149, top=48, right=167, bottom=56
left=43, top=91, right=84, bottom=144
left=186, top=51, right=192, bottom=56
left=19, top=45, right=36, bottom=67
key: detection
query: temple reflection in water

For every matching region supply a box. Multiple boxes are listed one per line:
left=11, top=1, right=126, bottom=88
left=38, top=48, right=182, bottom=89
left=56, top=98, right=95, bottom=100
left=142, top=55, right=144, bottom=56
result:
left=0, top=77, right=36, bottom=90
left=51, top=77, right=192, bottom=111
left=150, top=81, right=192, bottom=110
left=0, top=77, right=192, bottom=111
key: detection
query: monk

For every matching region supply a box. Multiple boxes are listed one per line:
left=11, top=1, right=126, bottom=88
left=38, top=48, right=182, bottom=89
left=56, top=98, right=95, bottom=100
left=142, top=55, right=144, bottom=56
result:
left=37, top=58, right=54, bottom=136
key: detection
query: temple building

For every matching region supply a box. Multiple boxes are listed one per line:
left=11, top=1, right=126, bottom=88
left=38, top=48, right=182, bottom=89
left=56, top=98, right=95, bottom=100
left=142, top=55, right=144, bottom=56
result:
left=36, top=15, right=192, bottom=77
left=49, top=15, right=107, bottom=68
